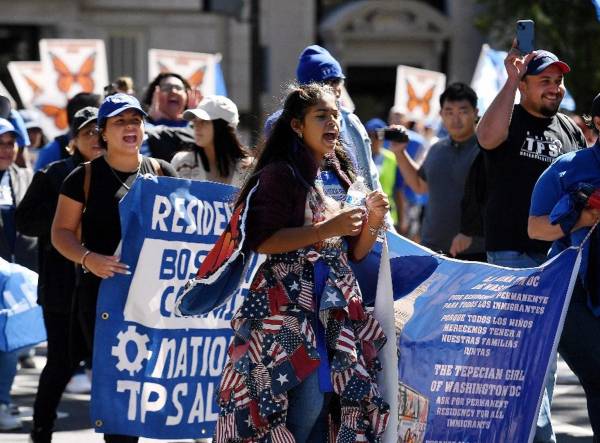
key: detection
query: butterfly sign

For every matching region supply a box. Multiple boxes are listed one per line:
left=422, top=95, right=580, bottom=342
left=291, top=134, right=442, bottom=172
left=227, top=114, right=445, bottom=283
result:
left=7, top=60, right=66, bottom=138
left=394, top=65, right=446, bottom=123
left=7, top=61, right=45, bottom=108
left=148, top=49, right=227, bottom=99
left=39, top=39, right=108, bottom=98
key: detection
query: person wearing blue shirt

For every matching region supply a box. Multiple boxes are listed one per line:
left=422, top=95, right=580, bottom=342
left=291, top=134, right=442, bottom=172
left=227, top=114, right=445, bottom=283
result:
left=529, top=92, right=600, bottom=441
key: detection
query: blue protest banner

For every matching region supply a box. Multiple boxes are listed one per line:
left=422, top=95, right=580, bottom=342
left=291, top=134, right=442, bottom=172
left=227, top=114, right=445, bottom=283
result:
left=386, top=231, right=581, bottom=443
left=0, top=258, right=45, bottom=352
left=91, top=176, right=260, bottom=440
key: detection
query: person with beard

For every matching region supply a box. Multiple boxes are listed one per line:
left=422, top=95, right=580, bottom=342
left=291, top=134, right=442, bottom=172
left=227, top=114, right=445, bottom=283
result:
left=476, top=44, right=586, bottom=443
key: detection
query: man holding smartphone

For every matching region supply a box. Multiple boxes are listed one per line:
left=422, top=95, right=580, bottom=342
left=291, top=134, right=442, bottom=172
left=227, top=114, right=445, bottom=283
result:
left=477, top=42, right=585, bottom=442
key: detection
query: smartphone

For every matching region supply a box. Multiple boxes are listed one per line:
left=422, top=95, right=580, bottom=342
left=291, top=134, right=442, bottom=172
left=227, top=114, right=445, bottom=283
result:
left=516, top=20, right=535, bottom=54
left=382, top=128, right=409, bottom=143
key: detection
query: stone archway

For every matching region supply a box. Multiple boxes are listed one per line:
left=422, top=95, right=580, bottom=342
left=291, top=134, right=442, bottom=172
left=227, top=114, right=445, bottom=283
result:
left=319, top=0, right=450, bottom=71
left=319, top=0, right=451, bottom=120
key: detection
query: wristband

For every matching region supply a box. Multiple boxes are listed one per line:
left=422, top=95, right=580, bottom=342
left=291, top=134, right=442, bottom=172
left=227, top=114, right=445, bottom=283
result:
left=81, top=250, right=92, bottom=273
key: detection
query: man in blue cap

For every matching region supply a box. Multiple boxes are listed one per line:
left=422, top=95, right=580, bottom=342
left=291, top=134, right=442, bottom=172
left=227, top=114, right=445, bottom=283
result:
left=296, top=45, right=393, bottom=229
left=477, top=44, right=586, bottom=442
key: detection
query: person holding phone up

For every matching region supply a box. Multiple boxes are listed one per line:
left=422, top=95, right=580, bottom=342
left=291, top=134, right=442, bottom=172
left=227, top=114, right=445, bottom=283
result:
left=476, top=30, right=585, bottom=442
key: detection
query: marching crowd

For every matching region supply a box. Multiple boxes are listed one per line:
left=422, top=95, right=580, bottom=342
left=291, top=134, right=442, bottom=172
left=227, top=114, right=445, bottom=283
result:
left=0, top=40, right=598, bottom=443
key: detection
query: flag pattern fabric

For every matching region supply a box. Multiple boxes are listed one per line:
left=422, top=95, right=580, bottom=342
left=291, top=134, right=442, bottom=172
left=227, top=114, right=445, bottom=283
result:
left=213, top=186, right=389, bottom=442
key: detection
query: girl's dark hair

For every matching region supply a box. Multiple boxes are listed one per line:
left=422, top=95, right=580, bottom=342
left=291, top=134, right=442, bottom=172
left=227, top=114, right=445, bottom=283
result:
left=197, top=119, right=249, bottom=177
left=236, top=82, right=350, bottom=206
left=141, top=72, right=191, bottom=109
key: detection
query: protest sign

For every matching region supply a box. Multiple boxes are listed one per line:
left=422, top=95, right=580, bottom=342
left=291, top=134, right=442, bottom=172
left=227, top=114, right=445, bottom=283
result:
left=386, top=231, right=580, bottom=443
left=7, top=61, right=44, bottom=108
left=35, top=39, right=108, bottom=138
left=394, top=65, right=446, bottom=123
left=148, top=49, right=227, bottom=99
left=91, top=176, right=261, bottom=439
left=91, top=177, right=577, bottom=441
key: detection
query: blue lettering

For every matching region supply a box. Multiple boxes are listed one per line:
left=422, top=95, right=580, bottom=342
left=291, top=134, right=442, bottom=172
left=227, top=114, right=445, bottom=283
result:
left=160, top=286, right=174, bottom=317
left=159, top=249, right=178, bottom=279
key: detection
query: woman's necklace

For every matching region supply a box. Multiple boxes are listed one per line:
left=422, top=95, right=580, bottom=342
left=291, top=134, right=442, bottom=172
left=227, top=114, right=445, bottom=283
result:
left=107, top=160, right=141, bottom=191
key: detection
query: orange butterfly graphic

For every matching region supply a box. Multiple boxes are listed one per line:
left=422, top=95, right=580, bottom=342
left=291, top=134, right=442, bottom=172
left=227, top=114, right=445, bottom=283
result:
left=38, top=104, right=68, bottom=130
left=51, top=52, right=96, bottom=94
left=187, top=67, right=206, bottom=90
left=158, top=62, right=206, bottom=90
left=406, top=82, right=435, bottom=116
left=24, top=75, right=43, bottom=99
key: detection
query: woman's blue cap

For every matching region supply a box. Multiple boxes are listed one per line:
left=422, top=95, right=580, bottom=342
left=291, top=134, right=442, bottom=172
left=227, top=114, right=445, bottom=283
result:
left=98, top=93, right=147, bottom=127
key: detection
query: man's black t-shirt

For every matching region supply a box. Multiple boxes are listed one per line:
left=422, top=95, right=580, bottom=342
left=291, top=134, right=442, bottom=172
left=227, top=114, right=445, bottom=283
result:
left=61, top=155, right=177, bottom=256
left=482, top=105, right=585, bottom=253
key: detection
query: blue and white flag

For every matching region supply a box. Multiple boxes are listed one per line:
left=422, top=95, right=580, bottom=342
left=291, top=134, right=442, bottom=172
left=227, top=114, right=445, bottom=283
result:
left=0, top=258, right=45, bottom=352
left=386, top=231, right=580, bottom=443
left=91, top=176, right=259, bottom=440
left=471, top=44, right=576, bottom=113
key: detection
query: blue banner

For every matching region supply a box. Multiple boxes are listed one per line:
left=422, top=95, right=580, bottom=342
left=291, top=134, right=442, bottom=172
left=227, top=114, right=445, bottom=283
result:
left=91, top=177, right=581, bottom=442
left=91, top=176, right=261, bottom=440
left=386, top=232, right=580, bottom=443
left=0, top=258, right=45, bottom=352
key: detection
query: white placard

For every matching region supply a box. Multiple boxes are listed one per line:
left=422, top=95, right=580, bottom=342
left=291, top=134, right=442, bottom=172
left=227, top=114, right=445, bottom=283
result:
left=394, top=65, right=446, bottom=123
left=148, top=49, right=222, bottom=98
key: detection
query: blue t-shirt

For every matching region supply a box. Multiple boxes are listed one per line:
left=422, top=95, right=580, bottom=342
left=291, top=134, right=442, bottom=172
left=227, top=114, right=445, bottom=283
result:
left=530, top=142, right=600, bottom=280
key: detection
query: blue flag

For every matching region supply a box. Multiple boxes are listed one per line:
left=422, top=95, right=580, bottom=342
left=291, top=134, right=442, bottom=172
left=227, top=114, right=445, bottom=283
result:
left=0, top=258, right=45, bottom=352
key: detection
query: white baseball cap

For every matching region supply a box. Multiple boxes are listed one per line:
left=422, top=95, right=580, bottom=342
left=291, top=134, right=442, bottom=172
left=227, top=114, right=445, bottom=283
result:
left=183, top=95, right=239, bottom=128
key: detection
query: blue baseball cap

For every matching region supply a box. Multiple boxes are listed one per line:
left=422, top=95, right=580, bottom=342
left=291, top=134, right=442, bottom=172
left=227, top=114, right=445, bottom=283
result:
left=0, top=118, right=17, bottom=138
left=97, top=93, right=147, bottom=127
left=263, top=109, right=283, bottom=137
left=525, top=50, right=570, bottom=76
left=365, top=118, right=387, bottom=134
left=296, top=45, right=345, bottom=85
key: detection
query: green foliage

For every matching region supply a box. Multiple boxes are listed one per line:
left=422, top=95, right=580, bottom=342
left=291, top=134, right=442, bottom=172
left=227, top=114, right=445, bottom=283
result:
left=475, top=0, right=600, bottom=113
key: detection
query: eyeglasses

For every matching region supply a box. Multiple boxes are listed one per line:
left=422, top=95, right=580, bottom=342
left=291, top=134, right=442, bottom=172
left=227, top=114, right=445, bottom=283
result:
left=159, top=84, right=185, bottom=93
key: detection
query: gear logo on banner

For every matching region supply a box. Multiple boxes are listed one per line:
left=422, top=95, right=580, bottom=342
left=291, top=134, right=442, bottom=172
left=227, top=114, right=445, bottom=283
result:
left=111, top=325, right=151, bottom=376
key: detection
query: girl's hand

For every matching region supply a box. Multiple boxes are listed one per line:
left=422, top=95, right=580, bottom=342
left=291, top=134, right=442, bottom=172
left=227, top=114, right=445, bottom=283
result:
left=84, top=253, right=131, bottom=279
left=366, top=190, right=390, bottom=226
left=321, top=206, right=365, bottom=238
